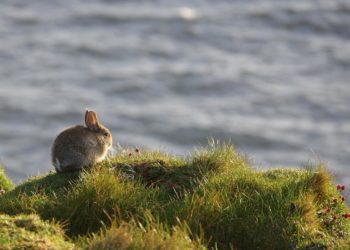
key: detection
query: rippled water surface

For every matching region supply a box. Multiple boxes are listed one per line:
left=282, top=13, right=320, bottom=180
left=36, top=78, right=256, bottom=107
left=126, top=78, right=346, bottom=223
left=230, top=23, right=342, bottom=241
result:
left=0, top=0, right=349, bottom=185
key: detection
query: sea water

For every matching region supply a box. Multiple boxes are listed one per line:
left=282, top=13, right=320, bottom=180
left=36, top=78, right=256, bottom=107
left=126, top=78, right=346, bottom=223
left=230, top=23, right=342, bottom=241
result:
left=0, top=0, right=349, bottom=186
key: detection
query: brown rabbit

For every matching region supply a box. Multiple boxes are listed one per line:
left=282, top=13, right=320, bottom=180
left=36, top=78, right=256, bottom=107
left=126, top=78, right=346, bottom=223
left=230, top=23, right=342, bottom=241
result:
left=51, top=110, right=113, bottom=172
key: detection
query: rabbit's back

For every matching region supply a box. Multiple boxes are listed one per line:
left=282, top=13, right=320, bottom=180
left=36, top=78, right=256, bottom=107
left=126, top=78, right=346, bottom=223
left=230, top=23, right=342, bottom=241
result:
left=51, top=125, right=103, bottom=172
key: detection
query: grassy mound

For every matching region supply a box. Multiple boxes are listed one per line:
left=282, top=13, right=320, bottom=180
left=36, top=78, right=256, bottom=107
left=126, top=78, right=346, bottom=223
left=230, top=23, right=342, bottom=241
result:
left=0, top=142, right=349, bottom=249
left=0, top=213, right=73, bottom=249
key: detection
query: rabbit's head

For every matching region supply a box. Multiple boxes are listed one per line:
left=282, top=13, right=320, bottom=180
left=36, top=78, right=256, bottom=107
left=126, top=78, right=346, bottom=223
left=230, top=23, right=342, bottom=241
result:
left=85, top=109, right=112, bottom=148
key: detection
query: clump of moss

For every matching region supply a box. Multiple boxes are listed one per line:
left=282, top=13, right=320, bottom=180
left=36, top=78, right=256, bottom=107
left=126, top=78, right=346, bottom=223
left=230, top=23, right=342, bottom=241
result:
left=0, top=165, right=14, bottom=192
left=0, top=142, right=349, bottom=249
left=0, top=213, right=73, bottom=249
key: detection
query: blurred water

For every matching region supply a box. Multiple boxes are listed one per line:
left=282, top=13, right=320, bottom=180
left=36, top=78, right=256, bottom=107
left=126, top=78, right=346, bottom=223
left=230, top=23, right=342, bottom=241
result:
left=0, top=0, right=349, bottom=187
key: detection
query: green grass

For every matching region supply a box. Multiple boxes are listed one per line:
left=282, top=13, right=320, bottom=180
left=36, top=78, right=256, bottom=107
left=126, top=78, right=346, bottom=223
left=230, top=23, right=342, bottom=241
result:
left=86, top=218, right=205, bottom=250
left=0, top=141, right=349, bottom=249
left=0, top=165, right=14, bottom=192
left=0, top=213, right=74, bottom=249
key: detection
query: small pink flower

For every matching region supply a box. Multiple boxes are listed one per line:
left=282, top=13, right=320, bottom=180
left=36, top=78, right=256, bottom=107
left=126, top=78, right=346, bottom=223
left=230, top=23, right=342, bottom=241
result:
left=141, top=171, right=149, bottom=178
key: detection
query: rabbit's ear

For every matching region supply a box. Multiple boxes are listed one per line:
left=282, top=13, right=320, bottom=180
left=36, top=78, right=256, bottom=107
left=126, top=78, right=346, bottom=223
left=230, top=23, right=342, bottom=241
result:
left=90, top=111, right=101, bottom=129
left=85, top=109, right=89, bottom=127
left=85, top=110, right=100, bottom=131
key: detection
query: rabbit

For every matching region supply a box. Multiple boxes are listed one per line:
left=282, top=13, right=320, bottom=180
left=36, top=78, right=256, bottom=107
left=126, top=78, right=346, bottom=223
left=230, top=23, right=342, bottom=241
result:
left=51, top=109, right=113, bottom=172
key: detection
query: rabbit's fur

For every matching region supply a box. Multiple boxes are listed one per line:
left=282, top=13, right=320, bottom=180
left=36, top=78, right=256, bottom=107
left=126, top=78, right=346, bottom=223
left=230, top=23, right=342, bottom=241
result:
left=51, top=110, right=112, bottom=172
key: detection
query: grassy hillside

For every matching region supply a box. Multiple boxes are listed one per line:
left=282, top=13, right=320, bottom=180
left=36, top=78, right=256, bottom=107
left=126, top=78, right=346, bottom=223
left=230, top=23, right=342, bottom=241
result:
left=0, top=141, right=349, bottom=249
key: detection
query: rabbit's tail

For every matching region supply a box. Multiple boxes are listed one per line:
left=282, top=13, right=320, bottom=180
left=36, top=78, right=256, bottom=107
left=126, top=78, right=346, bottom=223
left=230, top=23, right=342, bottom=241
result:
left=53, top=158, right=62, bottom=172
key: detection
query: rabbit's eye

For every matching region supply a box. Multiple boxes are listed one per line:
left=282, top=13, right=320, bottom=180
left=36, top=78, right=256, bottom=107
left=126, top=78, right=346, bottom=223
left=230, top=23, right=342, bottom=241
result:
left=103, top=132, right=109, bottom=137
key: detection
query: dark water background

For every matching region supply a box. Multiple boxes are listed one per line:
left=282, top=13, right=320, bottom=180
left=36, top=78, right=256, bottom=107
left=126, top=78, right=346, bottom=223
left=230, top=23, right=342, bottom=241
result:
left=0, top=0, right=349, bottom=189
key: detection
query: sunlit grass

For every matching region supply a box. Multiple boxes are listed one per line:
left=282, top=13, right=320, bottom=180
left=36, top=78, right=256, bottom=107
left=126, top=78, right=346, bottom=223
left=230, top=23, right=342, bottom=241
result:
left=0, top=213, right=74, bottom=249
left=0, top=165, right=14, bottom=192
